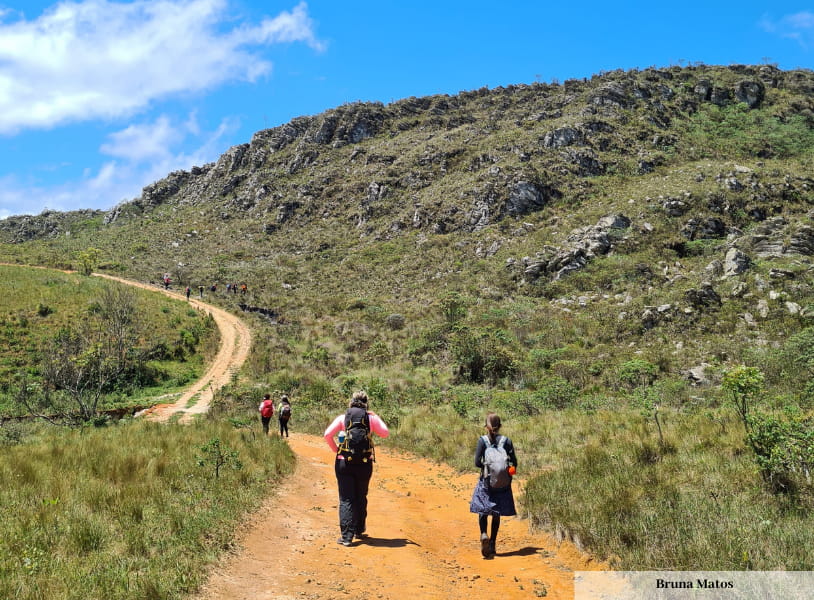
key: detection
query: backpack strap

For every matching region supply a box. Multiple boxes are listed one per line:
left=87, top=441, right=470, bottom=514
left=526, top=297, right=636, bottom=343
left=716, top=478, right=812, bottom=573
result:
left=480, top=435, right=492, bottom=479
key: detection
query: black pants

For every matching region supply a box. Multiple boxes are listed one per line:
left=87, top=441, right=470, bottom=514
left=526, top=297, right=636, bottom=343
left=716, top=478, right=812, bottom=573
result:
left=260, top=416, right=271, bottom=435
left=279, top=417, right=289, bottom=437
left=334, top=458, right=373, bottom=542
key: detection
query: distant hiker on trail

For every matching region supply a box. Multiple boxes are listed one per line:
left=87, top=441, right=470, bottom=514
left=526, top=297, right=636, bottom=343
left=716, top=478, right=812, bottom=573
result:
left=278, top=395, right=292, bottom=437
left=469, top=412, right=517, bottom=559
left=323, top=391, right=389, bottom=546
left=210, top=284, right=217, bottom=292
left=258, top=393, right=274, bottom=435
left=232, top=283, right=238, bottom=294
left=185, top=286, right=191, bottom=300
left=226, top=283, right=232, bottom=293
left=163, top=273, right=171, bottom=289
left=198, top=285, right=204, bottom=298
left=240, top=283, right=248, bottom=294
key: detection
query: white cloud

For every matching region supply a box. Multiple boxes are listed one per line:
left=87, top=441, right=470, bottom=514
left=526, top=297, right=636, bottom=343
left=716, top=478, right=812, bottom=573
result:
left=0, top=0, right=322, bottom=134
left=761, top=11, right=814, bottom=47
left=100, top=115, right=182, bottom=162
left=0, top=113, right=241, bottom=216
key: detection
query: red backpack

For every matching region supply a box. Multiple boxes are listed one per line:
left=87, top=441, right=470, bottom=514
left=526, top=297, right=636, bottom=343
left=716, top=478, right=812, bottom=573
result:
left=259, top=400, right=274, bottom=418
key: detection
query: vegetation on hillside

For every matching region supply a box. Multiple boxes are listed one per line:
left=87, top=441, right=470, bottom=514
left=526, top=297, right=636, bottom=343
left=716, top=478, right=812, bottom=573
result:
left=2, top=63, right=814, bottom=573
left=0, top=266, right=218, bottom=425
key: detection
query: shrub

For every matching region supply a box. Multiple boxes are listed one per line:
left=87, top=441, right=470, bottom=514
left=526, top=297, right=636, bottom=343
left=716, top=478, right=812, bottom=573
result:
left=385, top=313, right=406, bottom=330
left=617, top=359, right=659, bottom=389
left=746, top=410, right=814, bottom=495
left=36, top=303, right=53, bottom=317
left=533, top=376, right=579, bottom=410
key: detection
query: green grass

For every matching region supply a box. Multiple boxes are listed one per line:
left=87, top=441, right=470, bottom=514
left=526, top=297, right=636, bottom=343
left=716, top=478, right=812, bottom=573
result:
left=3, top=64, right=814, bottom=576
left=0, top=266, right=218, bottom=417
left=383, top=402, right=814, bottom=570
left=0, top=418, right=293, bottom=600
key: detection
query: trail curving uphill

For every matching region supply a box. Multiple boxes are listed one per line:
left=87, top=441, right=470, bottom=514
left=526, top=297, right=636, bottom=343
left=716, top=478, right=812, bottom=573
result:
left=97, top=272, right=604, bottom=597
left=9, top=265, right=602, bottom=597
left=93, top=274, right=252, bottom=424
left=193, top=434, right=604, bottom=600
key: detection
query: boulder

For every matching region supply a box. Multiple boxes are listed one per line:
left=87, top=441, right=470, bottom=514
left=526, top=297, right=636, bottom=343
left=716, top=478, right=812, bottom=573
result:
left=724, top=248, right=750, bottom=277
left=685, top=283, right=722, bottom=309
left=542, top=126, right=584, bottom=148
left=735, top=80, right=765, bottom=108
left=686, top=363, right=712, bottom=386
left=523, top=214, right=630, bottom=281
left=506, top=181, right=550, bottom=217
left=663, top=200, right=689, bottom=217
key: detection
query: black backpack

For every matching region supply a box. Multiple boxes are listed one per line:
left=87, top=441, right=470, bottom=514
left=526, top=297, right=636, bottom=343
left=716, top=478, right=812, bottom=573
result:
left=339, top=406, right=373, bottom=461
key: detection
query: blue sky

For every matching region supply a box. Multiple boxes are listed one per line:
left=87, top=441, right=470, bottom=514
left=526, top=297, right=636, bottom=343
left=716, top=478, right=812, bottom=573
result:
left=0, top=0, right=812, bottom=219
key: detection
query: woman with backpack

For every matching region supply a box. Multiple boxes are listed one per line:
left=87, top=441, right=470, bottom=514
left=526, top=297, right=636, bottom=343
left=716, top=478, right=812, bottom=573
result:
left=323, top=391, right=389, bottom=546
left=469, top=412, right=518, bottom=558
left=278, top=395, right=292, bottom=437
left=258, top=393, right=274, bottom=435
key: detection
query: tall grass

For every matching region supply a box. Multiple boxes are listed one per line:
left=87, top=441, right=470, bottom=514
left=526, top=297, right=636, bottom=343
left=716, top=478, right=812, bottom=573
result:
left=387, top=402, right=814, bottom=571
left=0, top=419, right=293, bottom=600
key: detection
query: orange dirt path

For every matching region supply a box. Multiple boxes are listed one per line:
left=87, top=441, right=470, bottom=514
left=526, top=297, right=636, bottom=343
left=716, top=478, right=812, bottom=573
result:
left=93, top=274, right=252, bottom=424
left=193, top=434, right=605, bottom=600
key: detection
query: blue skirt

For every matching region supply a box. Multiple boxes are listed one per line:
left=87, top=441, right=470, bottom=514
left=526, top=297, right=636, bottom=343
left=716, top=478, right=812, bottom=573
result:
left=469, top=477, right=516, bottom=517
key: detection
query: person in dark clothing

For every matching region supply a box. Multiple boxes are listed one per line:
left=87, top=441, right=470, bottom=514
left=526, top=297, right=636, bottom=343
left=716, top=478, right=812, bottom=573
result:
left=323, top=391, right=389, bottom=546
left=278, top=395, right=292, bottom=437
left=469, top=412, right=517, bottom=558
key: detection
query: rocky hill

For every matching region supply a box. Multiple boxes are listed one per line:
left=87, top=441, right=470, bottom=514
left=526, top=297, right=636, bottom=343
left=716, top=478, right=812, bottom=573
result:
left=3, top=63, right=814, bottom=403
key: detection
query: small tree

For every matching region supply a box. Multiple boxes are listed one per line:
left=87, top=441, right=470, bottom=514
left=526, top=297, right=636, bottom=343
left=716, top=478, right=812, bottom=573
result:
left=721, top=365, right=764, bottom=433
left=196, top=438, right=242, bottom=479
left=16, top=285, right=144, bottom=423
left=74, top=247, right=102, bottom=276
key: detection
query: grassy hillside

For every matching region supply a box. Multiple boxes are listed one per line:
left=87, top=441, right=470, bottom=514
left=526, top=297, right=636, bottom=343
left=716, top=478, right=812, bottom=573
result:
left=0, top=266, right=218, bottom=423
left=2, top=63, right=814, bottom=572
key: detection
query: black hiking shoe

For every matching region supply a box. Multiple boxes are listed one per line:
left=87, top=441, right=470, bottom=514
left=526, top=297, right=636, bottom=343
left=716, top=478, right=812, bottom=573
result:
left=337, top=537, right=352, bottom=546
left=480, top=533, right=490, bottom=558
left=489, top=540, right=496, bottom=557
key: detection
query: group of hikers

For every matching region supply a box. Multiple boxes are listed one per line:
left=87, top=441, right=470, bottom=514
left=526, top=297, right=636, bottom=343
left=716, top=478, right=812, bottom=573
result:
left=178, top=282, right=249, bottom=300
left=258, top=390, right=517, bottom=558
left=258, top=393, right=292, bottom=437
left=155, top=274, right=249, bottom=299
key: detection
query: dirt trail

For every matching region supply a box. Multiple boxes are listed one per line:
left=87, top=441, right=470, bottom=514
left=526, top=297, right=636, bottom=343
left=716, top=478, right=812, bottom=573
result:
left=92, top=274, right=252, bottom=424
left=193, top=434, right=604, bottom=600
left=7, top=265, right=602, bottom=597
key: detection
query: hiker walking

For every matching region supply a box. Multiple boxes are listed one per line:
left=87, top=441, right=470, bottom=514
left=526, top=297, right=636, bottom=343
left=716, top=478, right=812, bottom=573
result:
left=185, top=286, right=191, bottom=301
left=198, top=285, right=204, bottom=298
left=323, top=391, right=389, bottom=546
left=278, top=395, right=292, bottom=437
left=258, top=393, right=275, bottom=435
left=469, top=412, right=517, bottom=558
